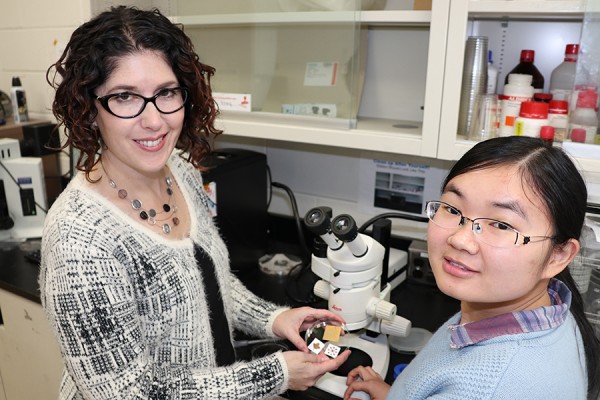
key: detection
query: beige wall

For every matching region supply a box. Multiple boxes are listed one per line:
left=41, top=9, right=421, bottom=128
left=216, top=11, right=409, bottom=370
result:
left=0, top=1, right=92, bottom=122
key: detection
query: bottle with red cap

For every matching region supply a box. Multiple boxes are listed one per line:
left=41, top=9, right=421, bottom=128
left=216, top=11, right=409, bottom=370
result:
left=569, top=89, right=598, bottom=144
left=514, top=101, right=549, bottom=137
left=505, top=50, right=545, bottom=93
left=548, top=100, right=569, bottom=142
left=539, top=126, right=555, bottom=147
left=550, top=44, right=579, bottom=102
left=570, top=128, right=587, bottom=143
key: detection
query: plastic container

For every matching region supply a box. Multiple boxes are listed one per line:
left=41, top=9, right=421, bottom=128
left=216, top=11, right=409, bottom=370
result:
left=550, top=44, right=579, bottom=102
left=569, top=89, right=598, bottom=144
left=505, top=50, right=545, bottom=93
left=499, top=74, right=535, bottom=136
left=10, top=76, right=29, bottom=123
left=468, top=94, right=498, bottom=141
left=514, top=101, right=549, bottom=137
left=548, top=100, right=569, bottom=142
left=571, top=128, right=587, bottom=143
left=487, top=50, right=498, bottom=95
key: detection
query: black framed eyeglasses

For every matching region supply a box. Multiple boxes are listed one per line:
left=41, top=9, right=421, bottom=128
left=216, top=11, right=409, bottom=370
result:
left=96, top=87, right=188, bottom=119
left=425, top=200, right=554, bottom=248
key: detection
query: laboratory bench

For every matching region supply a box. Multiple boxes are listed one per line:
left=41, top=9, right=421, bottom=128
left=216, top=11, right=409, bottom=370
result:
left=0, top=219, right=459, bottom=400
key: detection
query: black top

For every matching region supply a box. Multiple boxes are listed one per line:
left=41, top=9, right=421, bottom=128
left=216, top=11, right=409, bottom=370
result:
left=193, top=243, right=236, bottom=366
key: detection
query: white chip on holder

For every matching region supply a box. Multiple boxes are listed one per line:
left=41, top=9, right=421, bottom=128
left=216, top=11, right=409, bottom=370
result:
left=324, top=343, right=341, bottom=358
left=308, top=338, right=325, bottom=354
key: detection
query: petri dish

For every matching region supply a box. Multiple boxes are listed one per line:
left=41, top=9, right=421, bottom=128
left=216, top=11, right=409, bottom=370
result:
left=304, top=320, right=349, bottom=359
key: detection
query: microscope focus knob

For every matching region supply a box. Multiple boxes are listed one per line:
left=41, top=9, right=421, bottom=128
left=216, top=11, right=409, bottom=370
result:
left=374, top=300, right=397, bottom=321
left=381, top=315, right=412, bottom=338
left=313, top=280, right=330, bottom=300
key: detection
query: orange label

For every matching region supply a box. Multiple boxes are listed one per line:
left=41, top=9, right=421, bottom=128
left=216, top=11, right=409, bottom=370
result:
left=505, top=115, right=517, bottom=127
left=323, top=325, right=341, bottom=342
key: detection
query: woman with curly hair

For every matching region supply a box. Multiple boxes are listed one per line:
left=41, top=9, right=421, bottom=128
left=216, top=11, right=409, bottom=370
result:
left=42, top=6, right=349, bottom=399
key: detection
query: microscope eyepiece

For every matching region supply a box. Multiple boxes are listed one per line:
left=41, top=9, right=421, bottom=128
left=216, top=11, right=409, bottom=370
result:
left=331, top=214, right=367, bottom=257
left=304, top=206, right=333, bottom=235
left=331, top=214, right=358, bottom=242
left=304, top=206, right=343, bottom=250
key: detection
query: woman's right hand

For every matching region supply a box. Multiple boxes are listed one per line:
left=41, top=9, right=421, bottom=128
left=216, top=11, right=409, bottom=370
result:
left=282, top=349, right=351, bottom=391
left=343, top=366, right=391, bottom=400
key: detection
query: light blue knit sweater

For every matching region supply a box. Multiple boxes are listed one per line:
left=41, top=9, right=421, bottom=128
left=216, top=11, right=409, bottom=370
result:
left=387, top=311, right=587, bottom=399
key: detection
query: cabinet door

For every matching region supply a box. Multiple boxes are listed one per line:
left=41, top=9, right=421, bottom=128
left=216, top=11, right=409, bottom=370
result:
left=171, top=0, right=450, bottom=158
left=436, top=0, right=599, bottom=168
left=0, top=371, right=6, bottom=400
left=0, top=289, right=62, bottom=400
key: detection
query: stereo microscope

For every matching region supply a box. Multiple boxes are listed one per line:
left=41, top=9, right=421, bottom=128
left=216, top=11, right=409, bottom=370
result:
left=304, top=206, right=411, bottom=399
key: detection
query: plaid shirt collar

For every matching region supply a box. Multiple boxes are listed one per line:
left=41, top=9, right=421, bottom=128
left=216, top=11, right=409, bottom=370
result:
left=448, top=278, right=571, bottom=349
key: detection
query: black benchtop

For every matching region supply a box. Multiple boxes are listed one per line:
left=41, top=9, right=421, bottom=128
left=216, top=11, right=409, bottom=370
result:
left=1, top=235, right=460, bottom=399
left=0, top=239, right=42, bottom=303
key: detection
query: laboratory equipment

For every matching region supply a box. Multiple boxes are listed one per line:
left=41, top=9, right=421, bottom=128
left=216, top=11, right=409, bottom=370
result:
left=304, top=206, right=411, bottom=399
left=0, top=138, right=47, bottom=239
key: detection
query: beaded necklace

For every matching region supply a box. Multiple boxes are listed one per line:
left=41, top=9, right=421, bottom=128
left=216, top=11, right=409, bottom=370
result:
left=101, top=161, right=180, bottom=234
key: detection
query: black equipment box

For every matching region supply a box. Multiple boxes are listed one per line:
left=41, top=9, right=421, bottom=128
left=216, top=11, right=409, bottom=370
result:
left=201, top=148, right=267, bottom=270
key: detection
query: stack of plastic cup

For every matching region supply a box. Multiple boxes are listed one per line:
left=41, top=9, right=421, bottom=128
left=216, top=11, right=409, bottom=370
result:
left=458, top=36, right=489, bottom=138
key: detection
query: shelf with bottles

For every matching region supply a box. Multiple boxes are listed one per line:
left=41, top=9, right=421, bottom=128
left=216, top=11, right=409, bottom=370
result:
left=436, top=0, right=596, bottom=164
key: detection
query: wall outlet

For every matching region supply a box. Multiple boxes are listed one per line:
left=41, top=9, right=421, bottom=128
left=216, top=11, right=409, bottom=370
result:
left=0, top=138, right=21, bottom=161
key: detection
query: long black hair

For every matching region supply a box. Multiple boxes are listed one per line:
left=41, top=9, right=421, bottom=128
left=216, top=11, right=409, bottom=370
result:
left=444, top=136, right=599, bottom=399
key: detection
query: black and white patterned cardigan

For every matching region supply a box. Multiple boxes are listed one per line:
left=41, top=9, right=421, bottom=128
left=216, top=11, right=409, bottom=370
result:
left=40, top=151, right=290, bottom=399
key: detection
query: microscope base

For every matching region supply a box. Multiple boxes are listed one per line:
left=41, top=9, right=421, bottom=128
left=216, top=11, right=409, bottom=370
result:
left=314, top=331, right=389, bottom=399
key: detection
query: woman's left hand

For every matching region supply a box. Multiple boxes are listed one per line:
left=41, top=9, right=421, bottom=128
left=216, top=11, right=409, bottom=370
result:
left=272, top=307, right=346, bottom=352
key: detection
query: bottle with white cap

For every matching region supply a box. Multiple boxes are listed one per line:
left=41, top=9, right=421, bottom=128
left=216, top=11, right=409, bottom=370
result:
left=10, top=76, right=29, bottom=123
left=487, top=50, right=499, bottom=95
left=499, top=73, right=534, bottom=136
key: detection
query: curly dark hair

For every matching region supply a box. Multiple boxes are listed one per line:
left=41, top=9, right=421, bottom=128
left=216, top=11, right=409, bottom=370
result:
left=46, top=6, right=222, bottom=180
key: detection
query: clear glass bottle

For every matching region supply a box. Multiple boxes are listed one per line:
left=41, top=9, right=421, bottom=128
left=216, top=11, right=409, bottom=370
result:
left=505, top=49, right=545, bottom=93
left=550, top=44, right=579, bottom=102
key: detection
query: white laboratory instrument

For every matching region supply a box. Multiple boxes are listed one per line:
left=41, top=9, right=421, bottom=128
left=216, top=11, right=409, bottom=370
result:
left=304, top=207, right=411, bottom=399
left=0, top=138, right=47, bottom=239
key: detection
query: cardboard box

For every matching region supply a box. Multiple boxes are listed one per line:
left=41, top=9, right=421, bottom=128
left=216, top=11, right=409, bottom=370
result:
left=414, top=0, right=432, bottom=10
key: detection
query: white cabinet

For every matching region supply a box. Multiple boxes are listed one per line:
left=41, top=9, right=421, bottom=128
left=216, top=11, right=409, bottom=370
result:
left=437, top=1, right=600, bottom=173
left=170, top=1, right=600, bottom=174
left=0, top=371, right=6, bottom=400
left=171, top=1, right=451, bottom=158
left=0, top=289, right=62, bottom=400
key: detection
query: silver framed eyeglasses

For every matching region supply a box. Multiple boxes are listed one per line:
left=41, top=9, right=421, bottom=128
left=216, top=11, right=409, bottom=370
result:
left=96, top=87, right=188, bottom=119
left=425, top=200, right=553, bottom=248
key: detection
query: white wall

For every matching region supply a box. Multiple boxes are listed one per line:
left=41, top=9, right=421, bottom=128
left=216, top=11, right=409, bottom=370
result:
left=0, top=0, right=440, bottom=239
left=0, top=1, right=92, bottom=121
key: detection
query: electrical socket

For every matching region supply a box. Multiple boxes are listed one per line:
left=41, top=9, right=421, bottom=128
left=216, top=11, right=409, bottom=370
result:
left=0, top=138, right=21, bottom=160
